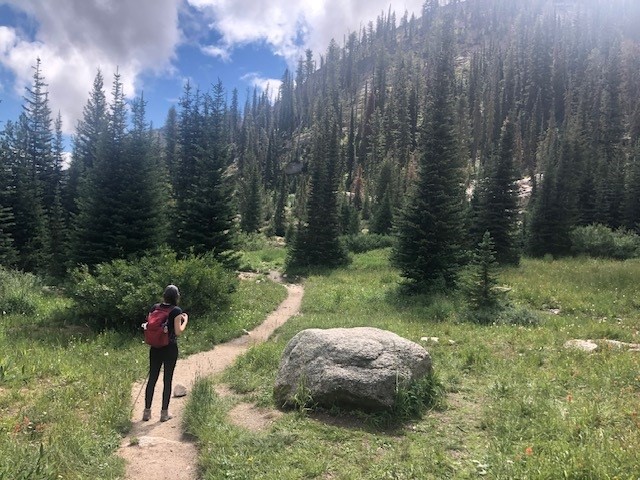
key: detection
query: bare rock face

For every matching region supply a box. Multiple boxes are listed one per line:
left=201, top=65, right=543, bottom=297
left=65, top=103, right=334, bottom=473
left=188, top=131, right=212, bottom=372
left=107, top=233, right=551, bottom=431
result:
left=273, top=327, right=432, bottom=411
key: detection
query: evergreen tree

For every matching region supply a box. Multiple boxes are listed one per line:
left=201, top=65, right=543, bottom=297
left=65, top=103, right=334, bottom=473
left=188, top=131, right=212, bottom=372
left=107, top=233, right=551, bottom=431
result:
left=120, top=94, right=168, bottom=254
left=271, top=174, right=288, bottom=237
left=239, top=163, right=263, bottom=233
left=2, top=59, right=56, bottom=273
left=287, top=110, right=349, bottom=269
left=72, top=71, right=129, bottom=265
left=0, top=132, right=18, bottom=267
left=47, top=113, right=69, bottom=278
left=392, top=16, right=466, bottom=292
left=176, top=80, right=238, bottom=267
left=624, top=140, right=640, bottom=232
left=65, top=70, right=108, bottom=217
left=466, top=231, right=500, bottom=314
left=370, top=159, right=396, bottom=235
left=23, top=59, right=55, bottom=211
left=164, top=106, right=179, bottom=179
left=471, top=117, right=521, bottom=265
left=526, top=122, right=576, bottom=257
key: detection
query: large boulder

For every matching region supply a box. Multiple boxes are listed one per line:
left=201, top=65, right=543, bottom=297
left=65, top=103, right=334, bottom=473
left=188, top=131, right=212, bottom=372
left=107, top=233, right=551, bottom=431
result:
left=274, top=327, right=432, bottom=411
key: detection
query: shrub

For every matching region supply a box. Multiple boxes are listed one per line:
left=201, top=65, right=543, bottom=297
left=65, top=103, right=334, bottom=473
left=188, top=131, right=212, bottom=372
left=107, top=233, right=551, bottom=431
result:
left=235, top=232, right=269, bottom=252
left=69, top=248, right=238, bottom=332
left=342, top=233, right=394, bottom=253
left=0, top=267, right=41, bottom=315
left=570, top=224, right=640, bottom=260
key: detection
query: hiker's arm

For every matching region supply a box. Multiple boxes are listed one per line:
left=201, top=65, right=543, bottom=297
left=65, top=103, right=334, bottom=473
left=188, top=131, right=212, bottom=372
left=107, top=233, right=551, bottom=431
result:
left=174, top=313, right=188, bottom=336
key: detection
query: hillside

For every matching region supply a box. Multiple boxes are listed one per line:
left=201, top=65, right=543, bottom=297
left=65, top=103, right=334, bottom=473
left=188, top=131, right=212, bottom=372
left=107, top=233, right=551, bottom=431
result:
left=1, top=0, right=639, bottom=277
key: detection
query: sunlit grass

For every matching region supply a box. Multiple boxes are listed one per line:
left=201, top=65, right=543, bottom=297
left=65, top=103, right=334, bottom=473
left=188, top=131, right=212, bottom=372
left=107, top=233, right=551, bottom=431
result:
left=0, top=268, right=286, bottom=479
left=195, top=250, right=640, bottom=479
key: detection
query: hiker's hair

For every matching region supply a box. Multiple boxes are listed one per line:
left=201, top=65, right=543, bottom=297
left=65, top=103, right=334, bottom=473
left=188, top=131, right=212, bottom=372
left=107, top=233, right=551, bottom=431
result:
left=163, top=285, right=180, bottom=305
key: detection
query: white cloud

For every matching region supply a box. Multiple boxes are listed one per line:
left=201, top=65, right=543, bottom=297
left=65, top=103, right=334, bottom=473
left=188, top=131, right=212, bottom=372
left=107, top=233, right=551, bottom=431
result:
left=241, top=73, right=282, bottom=102
left=0, top=0, right=426, bottom=133
left=0, top=0, right=182, bottom=133
left=187, top=0, right=425, bottom=66
left=201, top=44, right=231, bottom=61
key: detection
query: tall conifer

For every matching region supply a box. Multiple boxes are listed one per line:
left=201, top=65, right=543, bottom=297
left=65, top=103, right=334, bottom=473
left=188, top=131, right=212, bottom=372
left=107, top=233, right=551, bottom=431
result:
left=392, top=15, right=466, bottom=292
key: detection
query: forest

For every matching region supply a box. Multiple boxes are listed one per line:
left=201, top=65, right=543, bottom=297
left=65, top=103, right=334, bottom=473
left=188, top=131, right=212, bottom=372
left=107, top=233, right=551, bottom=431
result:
left=1, top=0, right=639, bottom=289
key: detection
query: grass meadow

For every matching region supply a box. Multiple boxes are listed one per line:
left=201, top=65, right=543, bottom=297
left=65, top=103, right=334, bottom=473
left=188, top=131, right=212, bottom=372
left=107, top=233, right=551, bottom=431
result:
left=185, top=250, right=640, bottom=479
left=1, top=249, right=639, bottom=479
left=0, top=269, right=286, bottom=480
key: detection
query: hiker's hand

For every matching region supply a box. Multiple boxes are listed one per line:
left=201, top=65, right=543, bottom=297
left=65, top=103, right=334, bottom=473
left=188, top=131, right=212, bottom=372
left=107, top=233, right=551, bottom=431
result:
left=181, top=313, right=188, bottom=325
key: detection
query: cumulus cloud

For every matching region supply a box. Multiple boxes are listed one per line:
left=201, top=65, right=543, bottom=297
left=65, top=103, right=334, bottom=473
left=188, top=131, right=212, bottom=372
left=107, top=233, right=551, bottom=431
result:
left=241, top=73, right=282, bottom=102
left=0, top=0, right=426, bottom=132
left=188, top=0, right=425, bottom=66
left=0, top=0, right=182, bottom=133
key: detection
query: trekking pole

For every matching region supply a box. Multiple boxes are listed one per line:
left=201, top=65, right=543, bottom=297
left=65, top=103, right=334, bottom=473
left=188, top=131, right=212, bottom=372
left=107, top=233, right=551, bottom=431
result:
left=131, top=371, right=150, bottom=415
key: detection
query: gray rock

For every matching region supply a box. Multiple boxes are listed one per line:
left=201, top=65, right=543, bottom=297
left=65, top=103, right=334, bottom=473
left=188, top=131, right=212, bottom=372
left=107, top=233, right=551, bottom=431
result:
left=564, top=339, right=599, bottom=352
left=564, top=339, right=640, bottom=353
left=274, top=327, right=432, bottom=411
left=173, top=384, right=187, bottom=397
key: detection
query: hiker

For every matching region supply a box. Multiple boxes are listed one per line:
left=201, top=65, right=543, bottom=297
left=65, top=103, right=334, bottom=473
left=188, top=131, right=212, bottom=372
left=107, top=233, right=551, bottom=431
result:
left=143, top=284, right=188, bottom=422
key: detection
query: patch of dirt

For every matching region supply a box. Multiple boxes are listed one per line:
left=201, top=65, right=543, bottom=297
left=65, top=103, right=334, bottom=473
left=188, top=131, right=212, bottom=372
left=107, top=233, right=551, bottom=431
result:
left=227, top=402, right=284, bottom=432
left=117, top=274, right=303, bottom=480
left=214, top=383, right=284, bottom=432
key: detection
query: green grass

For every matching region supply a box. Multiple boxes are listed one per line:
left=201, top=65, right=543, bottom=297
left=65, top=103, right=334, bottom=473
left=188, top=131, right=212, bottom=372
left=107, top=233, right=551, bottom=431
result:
left=188, top=249, right=640, bottom=479
left=3, top=252, right=639, bottom=478
left=180, top=277, right=287, bottom=355
left=0, top=268, right=286, bottom=479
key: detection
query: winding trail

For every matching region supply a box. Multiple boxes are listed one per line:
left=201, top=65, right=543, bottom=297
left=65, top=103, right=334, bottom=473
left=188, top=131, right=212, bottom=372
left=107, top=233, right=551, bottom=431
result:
left=117, top=273, right=303, bottom=480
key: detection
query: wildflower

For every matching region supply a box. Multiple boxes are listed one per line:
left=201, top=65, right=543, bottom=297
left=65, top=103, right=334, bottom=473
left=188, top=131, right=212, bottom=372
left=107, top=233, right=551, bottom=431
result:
left=566, top=393, right=573, bottom=403
left=525, top=446, right=533, bottom=456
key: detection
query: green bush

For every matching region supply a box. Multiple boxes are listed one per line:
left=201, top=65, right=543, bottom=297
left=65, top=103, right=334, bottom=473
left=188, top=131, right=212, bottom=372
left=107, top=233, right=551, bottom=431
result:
left=570, top=224, right=640, bottom=260
left=235, top=231, right=269, bottom=252
left=0, top=267, right=42, bottom=315
left=69, top=248, right=238, bottom=332
left=342, top=233, right=394, bottom=253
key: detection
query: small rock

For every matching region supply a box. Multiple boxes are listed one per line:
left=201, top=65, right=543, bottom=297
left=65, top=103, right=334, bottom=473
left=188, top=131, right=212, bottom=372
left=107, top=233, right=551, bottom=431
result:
left=173, top=384, right=187, bottom=397
left=420, top=336, right=439, bottom=343
left=564, top=339, right=598, bottom=352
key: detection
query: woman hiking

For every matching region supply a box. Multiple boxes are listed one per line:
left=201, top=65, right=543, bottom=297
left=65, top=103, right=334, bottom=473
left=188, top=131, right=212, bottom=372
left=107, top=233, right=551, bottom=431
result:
left=142, top=284, right=188, bottom=422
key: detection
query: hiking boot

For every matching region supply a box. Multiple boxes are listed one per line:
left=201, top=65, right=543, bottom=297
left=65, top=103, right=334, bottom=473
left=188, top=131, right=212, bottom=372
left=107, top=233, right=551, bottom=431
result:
left=142, top=408, right=151, bottom=421
left=160, top=409, right=173, bottom=422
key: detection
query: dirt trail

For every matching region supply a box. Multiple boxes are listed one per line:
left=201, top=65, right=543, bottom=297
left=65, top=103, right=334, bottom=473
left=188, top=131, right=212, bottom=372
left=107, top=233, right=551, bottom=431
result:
left=117, top=273, right=303, bottom=480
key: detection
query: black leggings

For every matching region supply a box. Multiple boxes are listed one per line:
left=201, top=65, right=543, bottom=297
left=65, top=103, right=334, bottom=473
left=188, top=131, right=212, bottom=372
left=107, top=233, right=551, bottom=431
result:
left=145, top=342, right=178, bottom=410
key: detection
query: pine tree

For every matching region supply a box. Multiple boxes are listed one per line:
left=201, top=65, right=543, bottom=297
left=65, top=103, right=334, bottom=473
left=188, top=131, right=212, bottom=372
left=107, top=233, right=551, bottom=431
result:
left=164, top=106, right=179, bottom=179
left=72, top=71, right=129, bottom=265
left=271, top=174, right=288, bottom=237
left=23, top=59, right=55, bottom=211
left=466, top=231, right=500, bottom=314
left=287, top=110, right=349, bottom=269
left=239, top=163, right=263, bottom=233
left=0, top=131, right=18, bottom=267
left=392, top=16, right=466, bottom=292
left=2, top=59, right=55, bottom=273
left=370, top=159, right=396, bottom=235
left=527, top=122, right=576, bottom=257
left=65, top=70, right=108, bottom=217
left=176, top=80, right=238, bottom=267
left=624, top=140, right=640, bottom=232
left=471, top=117, right=521, bottom=265
left=119, top=94, right=168, bottom=255
left=47, top=113, right=69, bottom=278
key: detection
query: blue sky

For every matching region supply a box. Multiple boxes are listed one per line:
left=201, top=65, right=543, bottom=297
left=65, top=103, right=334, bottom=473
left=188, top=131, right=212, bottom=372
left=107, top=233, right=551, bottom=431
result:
left=0, top=0, right=424, bottom=140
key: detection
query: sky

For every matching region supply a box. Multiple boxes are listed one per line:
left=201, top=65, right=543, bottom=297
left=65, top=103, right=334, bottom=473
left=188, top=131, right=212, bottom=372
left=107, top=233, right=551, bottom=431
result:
left=0, top=0, right=425, bottom=140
